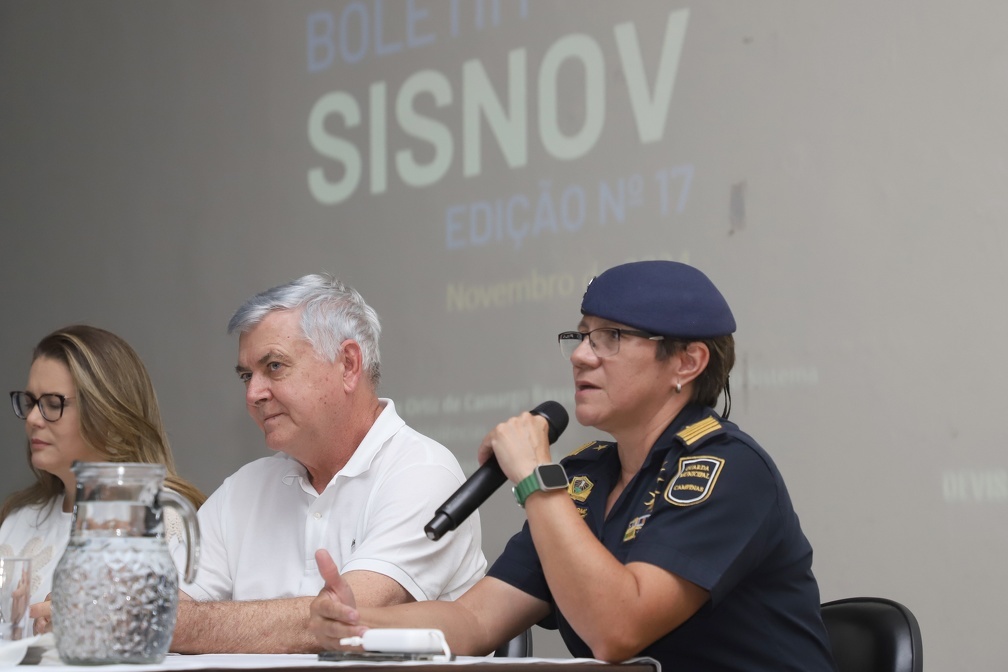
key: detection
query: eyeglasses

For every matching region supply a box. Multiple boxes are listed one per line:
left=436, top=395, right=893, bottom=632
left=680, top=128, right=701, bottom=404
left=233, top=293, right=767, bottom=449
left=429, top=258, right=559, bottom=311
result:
left=558, top=328, right=664, bottom=359
left=9, top=391, right=75, bottom=422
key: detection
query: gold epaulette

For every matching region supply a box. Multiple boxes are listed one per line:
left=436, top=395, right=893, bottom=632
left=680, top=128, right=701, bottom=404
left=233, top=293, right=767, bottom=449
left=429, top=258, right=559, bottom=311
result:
left=676, top=416, right=723, bottom=446
left=567, top=440, right=611, bottom=457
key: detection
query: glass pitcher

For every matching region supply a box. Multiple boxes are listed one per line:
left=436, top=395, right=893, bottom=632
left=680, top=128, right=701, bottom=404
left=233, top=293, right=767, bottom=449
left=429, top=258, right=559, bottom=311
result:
left=51, top=462, right=199, bottom=664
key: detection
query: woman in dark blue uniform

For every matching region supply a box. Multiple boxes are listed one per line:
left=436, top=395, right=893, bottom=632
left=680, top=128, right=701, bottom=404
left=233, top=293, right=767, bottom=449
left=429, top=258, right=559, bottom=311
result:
left=309, top=261, right=837, bottom=672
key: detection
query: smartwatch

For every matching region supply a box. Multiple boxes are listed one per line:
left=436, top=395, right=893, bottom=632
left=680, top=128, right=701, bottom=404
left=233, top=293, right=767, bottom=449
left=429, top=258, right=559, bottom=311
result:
left=513, top=463, right=569, bottom=508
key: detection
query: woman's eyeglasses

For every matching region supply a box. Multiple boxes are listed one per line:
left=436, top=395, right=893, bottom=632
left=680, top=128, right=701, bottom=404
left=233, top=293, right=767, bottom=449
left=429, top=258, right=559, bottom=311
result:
left=557, top=328, right=664, bottom=359
left=9, top=391, right=75, bottom=422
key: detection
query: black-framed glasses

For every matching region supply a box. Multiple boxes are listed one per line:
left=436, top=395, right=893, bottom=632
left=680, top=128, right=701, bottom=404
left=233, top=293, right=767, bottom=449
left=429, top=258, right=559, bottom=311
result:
left=9, top=391, right=75, bottom=422
left=558, top=328, right=664, bottom=359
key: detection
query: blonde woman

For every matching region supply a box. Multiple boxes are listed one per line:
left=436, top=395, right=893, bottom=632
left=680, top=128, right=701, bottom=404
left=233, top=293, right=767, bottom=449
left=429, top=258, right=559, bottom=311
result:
left=1, top=325, right=205, bottom=630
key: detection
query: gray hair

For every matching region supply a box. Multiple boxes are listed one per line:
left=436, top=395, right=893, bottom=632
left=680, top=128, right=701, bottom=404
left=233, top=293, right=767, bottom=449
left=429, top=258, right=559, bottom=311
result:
left=227, top=273, right=382, bottom=387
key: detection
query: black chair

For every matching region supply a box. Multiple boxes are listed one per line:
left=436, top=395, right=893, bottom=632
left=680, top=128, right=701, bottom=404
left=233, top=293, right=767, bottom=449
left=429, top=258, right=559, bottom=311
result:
left=494, top=628, right=533, bottom=657
left=821, top=597, right=923, bottom=672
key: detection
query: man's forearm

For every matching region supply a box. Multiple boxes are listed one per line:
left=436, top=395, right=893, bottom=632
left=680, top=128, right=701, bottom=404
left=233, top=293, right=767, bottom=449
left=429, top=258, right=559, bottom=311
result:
left=171, top=597, right=320, bottom=654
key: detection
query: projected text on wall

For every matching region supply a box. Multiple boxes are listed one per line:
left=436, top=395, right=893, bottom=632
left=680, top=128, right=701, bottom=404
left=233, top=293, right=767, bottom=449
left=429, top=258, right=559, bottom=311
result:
left=305, top=5, right=690, bottom=207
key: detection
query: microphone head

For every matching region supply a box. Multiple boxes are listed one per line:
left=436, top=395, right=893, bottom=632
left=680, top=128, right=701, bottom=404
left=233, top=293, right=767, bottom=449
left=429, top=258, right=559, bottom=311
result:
left=424, top=512, right=453, bottom=541
left=531, top=401, right=569, bottom=444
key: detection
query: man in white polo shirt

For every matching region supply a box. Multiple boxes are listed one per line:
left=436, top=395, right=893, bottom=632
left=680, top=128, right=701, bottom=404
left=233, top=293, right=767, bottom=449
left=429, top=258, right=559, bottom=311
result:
left=170, top=273, right=486, bottom=653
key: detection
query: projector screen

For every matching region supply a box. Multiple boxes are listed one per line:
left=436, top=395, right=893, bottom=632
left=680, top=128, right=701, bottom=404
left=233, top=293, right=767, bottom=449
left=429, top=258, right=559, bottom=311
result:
left=2, top=2, right=1006, bottom=667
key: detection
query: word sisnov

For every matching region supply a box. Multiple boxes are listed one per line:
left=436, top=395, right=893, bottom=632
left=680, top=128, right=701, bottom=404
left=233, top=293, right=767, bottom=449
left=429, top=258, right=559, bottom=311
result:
left=445, top=166, right=693, bottom=252
left=307, top=9, right=690, bottom=205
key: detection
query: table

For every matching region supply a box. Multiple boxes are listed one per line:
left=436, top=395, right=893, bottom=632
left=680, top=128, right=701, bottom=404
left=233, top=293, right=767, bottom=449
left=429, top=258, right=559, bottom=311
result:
left=20, top=652, right=660, bottom=672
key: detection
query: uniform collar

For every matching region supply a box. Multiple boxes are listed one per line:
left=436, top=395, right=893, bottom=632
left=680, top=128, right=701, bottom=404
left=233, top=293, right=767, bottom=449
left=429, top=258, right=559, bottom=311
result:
left=564, top=404, right=719, bottom=466
left=639, top=403, right=721, bottom=471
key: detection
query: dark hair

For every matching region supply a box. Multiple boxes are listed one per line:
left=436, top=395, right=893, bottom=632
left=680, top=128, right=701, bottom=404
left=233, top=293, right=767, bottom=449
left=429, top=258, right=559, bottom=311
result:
left=656, top=334, right=735, bottom=417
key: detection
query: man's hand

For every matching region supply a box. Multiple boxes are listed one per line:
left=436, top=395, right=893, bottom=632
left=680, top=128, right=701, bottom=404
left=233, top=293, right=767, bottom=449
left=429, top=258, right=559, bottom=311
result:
left=308, top=549, right=366, bottom=649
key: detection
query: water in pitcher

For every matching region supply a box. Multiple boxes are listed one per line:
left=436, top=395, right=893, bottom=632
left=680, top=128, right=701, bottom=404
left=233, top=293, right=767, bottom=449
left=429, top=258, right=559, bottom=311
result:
left=51, top=463, right=199, bottom=665
left=53, top=536, right=178, bottom=663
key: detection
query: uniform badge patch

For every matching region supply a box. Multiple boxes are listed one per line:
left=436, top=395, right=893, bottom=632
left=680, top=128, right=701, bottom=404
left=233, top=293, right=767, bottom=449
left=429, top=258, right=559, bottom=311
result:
left=664, top=456, right=725, bottom=506
left=623, top=514, right=650, bottom=542
left=568, top=475, right=594, bottom=502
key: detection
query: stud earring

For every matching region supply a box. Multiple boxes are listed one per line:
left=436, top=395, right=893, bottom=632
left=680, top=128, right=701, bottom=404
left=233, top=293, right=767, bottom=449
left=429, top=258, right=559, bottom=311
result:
left=675, top=382, right=682, bottom=394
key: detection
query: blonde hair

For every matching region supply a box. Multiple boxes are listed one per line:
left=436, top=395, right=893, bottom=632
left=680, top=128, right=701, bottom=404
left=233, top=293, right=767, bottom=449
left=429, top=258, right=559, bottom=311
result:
left=1, top=325, right=205, bottom=523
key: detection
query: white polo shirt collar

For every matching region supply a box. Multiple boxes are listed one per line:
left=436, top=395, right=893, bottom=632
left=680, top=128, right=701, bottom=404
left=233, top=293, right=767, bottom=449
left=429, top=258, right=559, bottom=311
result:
left=278, top=399, right=404, bottom=492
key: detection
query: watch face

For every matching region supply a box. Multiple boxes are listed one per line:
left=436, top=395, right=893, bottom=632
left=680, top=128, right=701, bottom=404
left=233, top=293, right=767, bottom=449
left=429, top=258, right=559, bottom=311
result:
left=538, top=463, right=568, bottom=489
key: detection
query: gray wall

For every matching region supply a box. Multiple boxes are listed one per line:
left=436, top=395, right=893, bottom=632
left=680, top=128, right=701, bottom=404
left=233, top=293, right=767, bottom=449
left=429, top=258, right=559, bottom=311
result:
left=2, top=1, right=1005, bottom=666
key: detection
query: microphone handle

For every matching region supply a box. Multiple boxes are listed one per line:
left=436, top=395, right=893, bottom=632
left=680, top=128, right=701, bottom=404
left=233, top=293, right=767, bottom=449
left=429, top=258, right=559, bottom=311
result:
left=425, top=401, right=568, bottom=541
left=425, top=457, right=506, bottom=541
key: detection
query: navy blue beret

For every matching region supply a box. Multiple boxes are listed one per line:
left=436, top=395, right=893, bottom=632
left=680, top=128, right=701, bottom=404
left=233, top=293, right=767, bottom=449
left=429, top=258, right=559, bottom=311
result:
left=580, top=261, right=736, bottom=338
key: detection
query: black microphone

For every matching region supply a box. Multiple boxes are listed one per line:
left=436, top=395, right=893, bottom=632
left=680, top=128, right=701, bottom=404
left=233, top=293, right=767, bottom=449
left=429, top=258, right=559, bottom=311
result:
left=425, top=401, right=569, bottom=541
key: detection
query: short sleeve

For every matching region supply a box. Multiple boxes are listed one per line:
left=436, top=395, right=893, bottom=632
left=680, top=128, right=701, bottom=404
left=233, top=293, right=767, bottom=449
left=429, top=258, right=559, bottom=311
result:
left=175, top=480, right=234, bottom=601
left=626, top=442, right=783, bottom=605
left=486, top=522, right=550, bottom=601
left=340, top=462, right=485, bottom=601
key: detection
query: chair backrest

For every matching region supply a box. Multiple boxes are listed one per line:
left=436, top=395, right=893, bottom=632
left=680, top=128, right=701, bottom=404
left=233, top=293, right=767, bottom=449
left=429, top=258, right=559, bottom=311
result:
left=494, top=628, right=533, bottom=657
left=821, top=597, right=923, bottom=672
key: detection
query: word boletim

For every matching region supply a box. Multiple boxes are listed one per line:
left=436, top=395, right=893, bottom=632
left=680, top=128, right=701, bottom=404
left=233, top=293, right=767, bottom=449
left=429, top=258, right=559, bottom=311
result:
left=305, top=2, right=690, bottom=207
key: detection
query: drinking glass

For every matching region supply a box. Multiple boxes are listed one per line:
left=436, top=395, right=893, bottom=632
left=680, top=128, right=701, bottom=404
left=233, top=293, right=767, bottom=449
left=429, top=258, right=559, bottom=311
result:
left=0, top=557, right=32, bottom=641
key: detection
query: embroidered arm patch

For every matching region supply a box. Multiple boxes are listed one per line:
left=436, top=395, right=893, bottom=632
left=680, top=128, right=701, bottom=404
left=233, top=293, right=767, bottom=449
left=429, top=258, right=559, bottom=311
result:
left=664, top=455, right=725, bottom=506
left=568, top=475, right=594, bottom=502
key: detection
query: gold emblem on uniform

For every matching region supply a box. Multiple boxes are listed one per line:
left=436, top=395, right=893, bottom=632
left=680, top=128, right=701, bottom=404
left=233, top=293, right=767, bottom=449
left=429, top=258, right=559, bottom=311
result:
left=568, top=475, right=594, bottom=502
left=623, top=514, right=650, bottom=542
left=568, top=440, right=607, bottom=457
left=676, top=417, right=722, bottom=446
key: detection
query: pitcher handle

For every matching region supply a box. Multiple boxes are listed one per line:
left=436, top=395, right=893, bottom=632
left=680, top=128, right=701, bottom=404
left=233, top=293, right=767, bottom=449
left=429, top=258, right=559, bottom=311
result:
left=159, top=489, right=200, bottom=584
